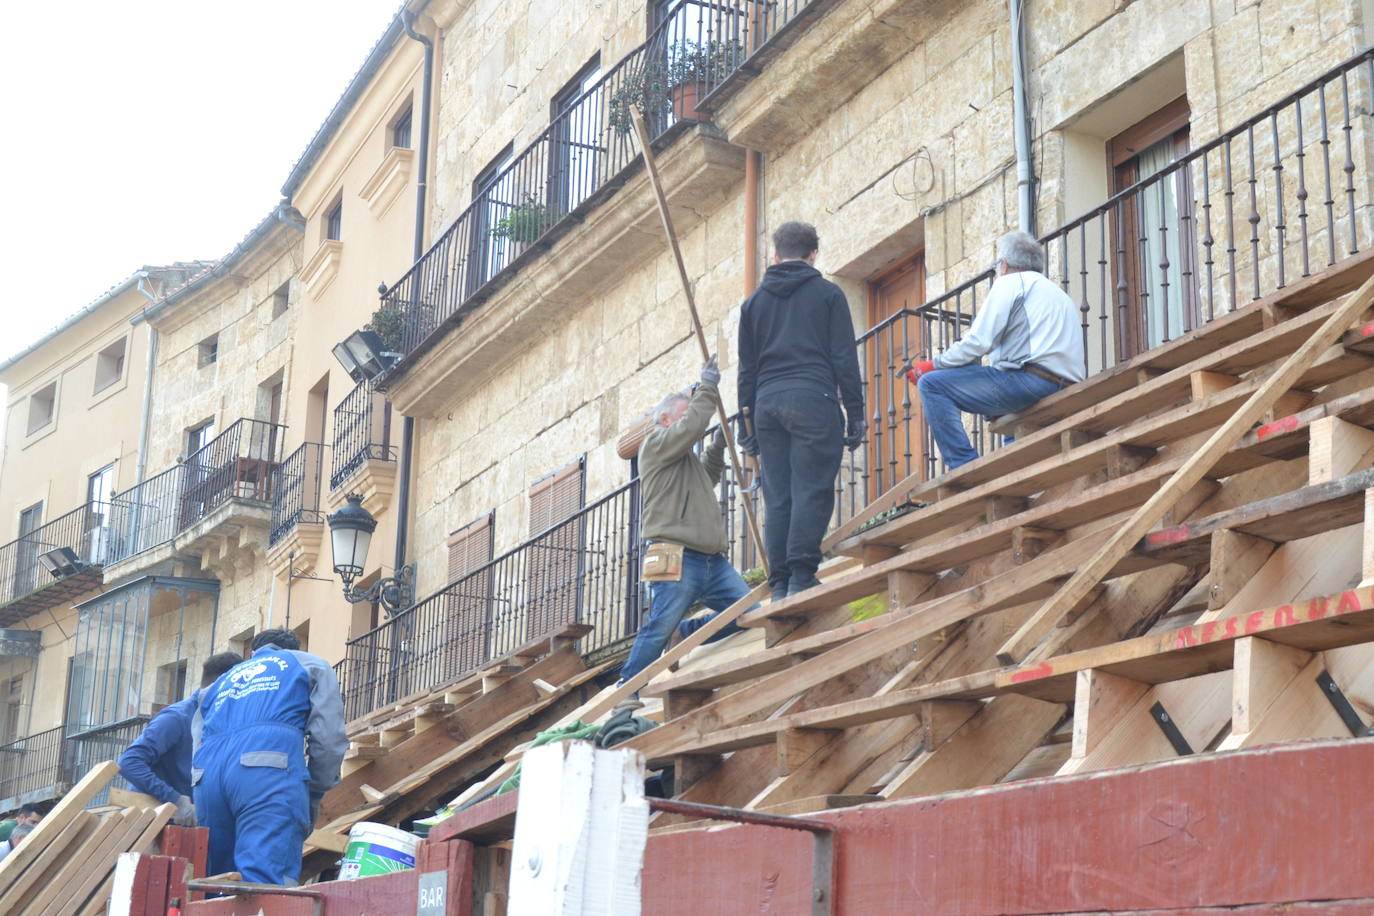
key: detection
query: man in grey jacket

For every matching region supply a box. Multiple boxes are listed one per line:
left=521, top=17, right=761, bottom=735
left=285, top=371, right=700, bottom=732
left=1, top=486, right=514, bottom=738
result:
left=193, top=628, right=348, bottom=885
left=905, top=230, right=1086, bottom=469
left=617, top=358, right=751, bottom=685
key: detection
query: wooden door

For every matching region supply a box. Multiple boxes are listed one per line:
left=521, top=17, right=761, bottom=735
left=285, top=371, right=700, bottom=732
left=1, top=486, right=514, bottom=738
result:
left=865, top=253, right=926, bottom=498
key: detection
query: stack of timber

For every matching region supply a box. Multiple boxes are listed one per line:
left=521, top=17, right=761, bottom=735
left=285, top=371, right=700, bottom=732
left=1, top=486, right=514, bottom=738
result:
left=0, top=762, right=179, bottom=915
left=309, top=622, right=609, bottom=866
left=584, top=254, right=1374, bottom=820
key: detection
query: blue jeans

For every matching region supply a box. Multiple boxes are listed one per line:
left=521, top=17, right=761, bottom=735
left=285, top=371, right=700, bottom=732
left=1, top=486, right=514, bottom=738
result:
left=619, top=548, right=752, bottom=683
left=917, top=366, right=1059, bottom=469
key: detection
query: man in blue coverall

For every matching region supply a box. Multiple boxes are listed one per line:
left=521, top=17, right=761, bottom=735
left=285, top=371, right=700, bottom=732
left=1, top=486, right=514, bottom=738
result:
left=193, top=628, right=348, bottom=886
left=117, top=652, right=243, bottom=824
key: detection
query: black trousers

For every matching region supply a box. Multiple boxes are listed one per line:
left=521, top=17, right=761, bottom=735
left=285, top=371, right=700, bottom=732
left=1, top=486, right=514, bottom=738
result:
left=755, top=389, right=844, bottom=589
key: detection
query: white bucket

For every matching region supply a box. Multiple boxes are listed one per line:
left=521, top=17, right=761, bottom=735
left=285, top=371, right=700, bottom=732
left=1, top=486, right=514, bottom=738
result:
left=338, top=821, right=419, bottom=880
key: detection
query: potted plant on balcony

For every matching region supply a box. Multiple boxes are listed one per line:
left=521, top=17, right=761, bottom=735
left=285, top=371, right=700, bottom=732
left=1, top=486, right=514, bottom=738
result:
left=666, top=39, right=743, bottom=122
left=488, top=196, right=548, bottom=245
left=364, top=303, right=407, bottom=354
left=608, top=55, right=672, bottom=136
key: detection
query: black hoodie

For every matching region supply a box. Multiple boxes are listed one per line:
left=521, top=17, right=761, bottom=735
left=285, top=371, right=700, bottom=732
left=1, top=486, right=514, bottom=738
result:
left=737, top=260, right=864, bottom=421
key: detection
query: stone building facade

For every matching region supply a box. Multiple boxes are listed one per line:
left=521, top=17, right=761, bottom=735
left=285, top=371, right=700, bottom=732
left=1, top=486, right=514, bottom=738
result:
left=0, top=0, right=1370, bottom=803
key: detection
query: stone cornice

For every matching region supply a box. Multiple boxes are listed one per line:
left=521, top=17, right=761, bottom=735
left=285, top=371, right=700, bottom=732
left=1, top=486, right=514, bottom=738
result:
left=301, top=239, right=344, bottom=298
left=360, top=147, right=415, bottom=218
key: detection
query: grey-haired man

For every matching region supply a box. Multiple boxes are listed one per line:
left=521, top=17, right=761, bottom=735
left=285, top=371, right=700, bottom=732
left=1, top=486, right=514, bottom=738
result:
left=905, top=230, right=1085, bottom=469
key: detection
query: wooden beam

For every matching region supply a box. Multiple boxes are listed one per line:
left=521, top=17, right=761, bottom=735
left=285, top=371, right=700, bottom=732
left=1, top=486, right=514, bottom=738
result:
left=1227, top=636, right=1313, bottom=738
left=1207, top=530, right=1278, bottom=610
left=1308, top=416, right=1374, bottom=484
left=997, top=272, right=1374, bottom=664
left=776, top=728, right=841, bottom=774
left=1218, top=649, right=1349, bottom=751
left=0, top=761, right=117, bottom=899
left=1071, top=669, right=1149, bottom=760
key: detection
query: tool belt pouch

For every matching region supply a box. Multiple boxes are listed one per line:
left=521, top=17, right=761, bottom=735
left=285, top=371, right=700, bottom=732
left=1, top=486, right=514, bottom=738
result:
left=642, top=542, right=685, bottom=582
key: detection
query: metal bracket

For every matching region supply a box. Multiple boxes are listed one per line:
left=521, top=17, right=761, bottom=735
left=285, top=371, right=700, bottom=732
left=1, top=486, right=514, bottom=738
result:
left=648, top=797, right=836, bottom=915
left=1315, top=670, right=1374, bottom=737
left=1149, top=701, right=1195, bottom=756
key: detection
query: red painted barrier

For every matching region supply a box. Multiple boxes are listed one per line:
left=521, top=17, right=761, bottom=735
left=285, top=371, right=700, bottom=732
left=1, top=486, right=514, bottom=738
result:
left=643, top=738, right=1374, bottom=915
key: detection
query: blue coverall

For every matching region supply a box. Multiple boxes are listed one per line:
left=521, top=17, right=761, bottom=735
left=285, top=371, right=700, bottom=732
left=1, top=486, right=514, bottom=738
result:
left=117, top=693, right=198, bottom=803
left=192, top=644, right=348, bottom=885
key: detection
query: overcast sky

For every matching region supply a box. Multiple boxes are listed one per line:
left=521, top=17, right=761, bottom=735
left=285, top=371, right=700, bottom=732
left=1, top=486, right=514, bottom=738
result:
left=0, top=0, right=402, bottom=363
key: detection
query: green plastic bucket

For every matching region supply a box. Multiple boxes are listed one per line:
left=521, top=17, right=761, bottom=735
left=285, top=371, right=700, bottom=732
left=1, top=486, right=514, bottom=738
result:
left=338, top=822, right=419, bottom=880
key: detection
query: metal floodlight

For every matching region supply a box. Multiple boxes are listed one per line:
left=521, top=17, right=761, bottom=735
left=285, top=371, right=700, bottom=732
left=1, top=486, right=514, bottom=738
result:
left=327, top=494, right=377, bottom=586
left=38, top=547, right=84, bottom=579
left=331, top=330, right=394, bottom=383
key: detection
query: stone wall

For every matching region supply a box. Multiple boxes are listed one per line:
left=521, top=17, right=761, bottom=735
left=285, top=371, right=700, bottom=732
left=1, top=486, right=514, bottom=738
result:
left=405, top=0, right=1374, bottom=612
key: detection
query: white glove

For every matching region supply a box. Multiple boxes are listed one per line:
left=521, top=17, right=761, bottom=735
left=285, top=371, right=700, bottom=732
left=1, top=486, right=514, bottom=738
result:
left=174, top=795, right=197, bottom=826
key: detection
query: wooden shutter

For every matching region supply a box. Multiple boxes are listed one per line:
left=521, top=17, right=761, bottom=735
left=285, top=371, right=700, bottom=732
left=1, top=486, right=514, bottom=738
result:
left=443, top=513, right=495, bottom=681
left=525, top=458, right=585, bottom=641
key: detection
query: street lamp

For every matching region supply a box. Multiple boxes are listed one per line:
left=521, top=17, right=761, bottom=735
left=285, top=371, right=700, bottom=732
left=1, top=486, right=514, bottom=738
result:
left=327, top=493, right=415, bottom=615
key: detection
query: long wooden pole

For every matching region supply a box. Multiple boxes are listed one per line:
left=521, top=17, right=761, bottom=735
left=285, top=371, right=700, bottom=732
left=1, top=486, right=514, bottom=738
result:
left=995, top=271, right=1374, bottom=664
left=629, top=106, right=768, bottom=575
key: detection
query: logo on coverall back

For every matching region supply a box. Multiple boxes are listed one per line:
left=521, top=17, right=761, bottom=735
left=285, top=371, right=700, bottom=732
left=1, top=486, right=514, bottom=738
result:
left=211, top=657, right=290, bottom=711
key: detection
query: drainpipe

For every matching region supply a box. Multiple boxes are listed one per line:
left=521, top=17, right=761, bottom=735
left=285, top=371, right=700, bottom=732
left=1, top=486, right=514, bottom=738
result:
left=393, top=11, right=435, bottom=578
left=1009, top=0, right=1035, bottom=234
left=743, top=151, right=761, bottom=293
left=133, top=273, right=161, bottom=485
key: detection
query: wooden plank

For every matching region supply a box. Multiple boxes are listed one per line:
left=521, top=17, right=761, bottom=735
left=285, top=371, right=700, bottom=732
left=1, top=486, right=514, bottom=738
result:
left=1207, top=530, right=1278, bottom=610
left=998, top=271, right=1374, bottom=663
left=1308, top=416, right=1374, bottom=484
left=0, top=761, right=118, bottom=898
left=1071, top=669, right=1149, bottom=761
left=31, top=807, right=152, bottom=916
left=882, top=695, right=1063, bottom=799
left=1, top=811, right=101, bottom=908
left=107, top=787, right=161, bottom=810
left=305, top=829, right=350, bottom=854
left=1227, top=636, right=1313, bottom=738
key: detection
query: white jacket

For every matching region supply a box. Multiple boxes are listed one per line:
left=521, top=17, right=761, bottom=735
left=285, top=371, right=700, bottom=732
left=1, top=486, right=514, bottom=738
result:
left=933, top=270, right=1086, bottom=383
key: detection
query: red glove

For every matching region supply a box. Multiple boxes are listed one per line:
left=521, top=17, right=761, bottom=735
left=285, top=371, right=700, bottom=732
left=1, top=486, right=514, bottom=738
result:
left=903, top=359, right=936, bottom=385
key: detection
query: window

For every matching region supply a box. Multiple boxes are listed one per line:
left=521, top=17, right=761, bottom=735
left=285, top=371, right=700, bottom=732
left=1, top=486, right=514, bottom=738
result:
left=471, top=146, right=515, bottom=290
left=444, top=513, right=496, bottom=680
left=3, top=676, right=23, bottom=744
left=325, top=199, right=343, bottom=242
left=524, top=458, right=585, bottom=641
left=93, top=338, right=127, bottom=393
left=866, top=252, right=927, bottom=494
left=26, top=382, right=56, bottom=435
left=227, top=626, right=255, bottom=659
left=155, top=660, right=188, bottom=708
left=271, top=282, right=290, bottom=319
left=551, top=58, right=602, bottom=218
left=1109, top=96, right=1197, bottom=357
left=198, top=334, right=218, bottom=368
left=86, top=464, right=115, bottom=533
left=392, top=105, right=413, bottom=149
left=186, top=419, right=216, bottom=458
left=16, top=503, right=43, bottom=595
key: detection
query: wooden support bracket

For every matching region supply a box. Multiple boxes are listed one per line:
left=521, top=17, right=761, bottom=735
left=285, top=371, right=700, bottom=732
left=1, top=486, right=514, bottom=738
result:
left=776, top=728, right=841, bottom=774
left=1071, top=669, right=1149, bottom=761
left=1208, top=529, right=1279, bottom=610
left=1308, top=415, right=1374, bottom=485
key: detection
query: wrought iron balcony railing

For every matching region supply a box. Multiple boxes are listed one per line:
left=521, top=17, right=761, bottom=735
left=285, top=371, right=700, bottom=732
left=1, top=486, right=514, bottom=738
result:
left=0, top=502, right=111, bottom=612
left=374, top=0, right=815, bottom=366
left=330, top=380, right=394, bottom=491
left=839, top=47, right=1374, bottom=515
left=271, top=442, right=329, bottom=546
left=179, top=418, right=286, bottom=530
left=0, top=726, right=68, bottom=806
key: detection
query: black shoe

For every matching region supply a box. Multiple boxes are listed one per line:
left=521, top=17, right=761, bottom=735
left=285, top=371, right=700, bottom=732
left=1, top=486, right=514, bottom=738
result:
left=770, top=583, right=790, bottom=602
left=787, top=574, right=821, bottom=597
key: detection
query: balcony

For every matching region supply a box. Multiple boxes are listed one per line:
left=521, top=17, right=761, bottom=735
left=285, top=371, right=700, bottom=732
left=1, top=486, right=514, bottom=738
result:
left=327, top=380, right=396, bottom=512
left=838, top=48, right=1374, bottom=516
left=0, top=726, right=71, bottom=810
left=375, top=0, right=820, bottom=416
left=101, top=418, right=287, bottom=584
left=0, top=503, right=110, bottom=623
left=267, top=441, right=328, bottom=578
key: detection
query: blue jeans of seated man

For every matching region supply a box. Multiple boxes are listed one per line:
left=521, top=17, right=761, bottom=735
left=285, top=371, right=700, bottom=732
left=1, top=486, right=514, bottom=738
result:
left=619, top=548, right=753, bottom=683
left=917, top=366, right=1060, bottom=470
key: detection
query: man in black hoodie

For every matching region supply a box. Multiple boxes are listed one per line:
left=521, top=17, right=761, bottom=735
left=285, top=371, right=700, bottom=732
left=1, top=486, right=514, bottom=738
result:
left=738, top=221, right=865, bottom=600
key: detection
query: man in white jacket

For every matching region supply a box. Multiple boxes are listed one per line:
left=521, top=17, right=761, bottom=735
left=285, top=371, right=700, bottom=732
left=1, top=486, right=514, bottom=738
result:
left=905, top=230, right=1085, bottom=469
